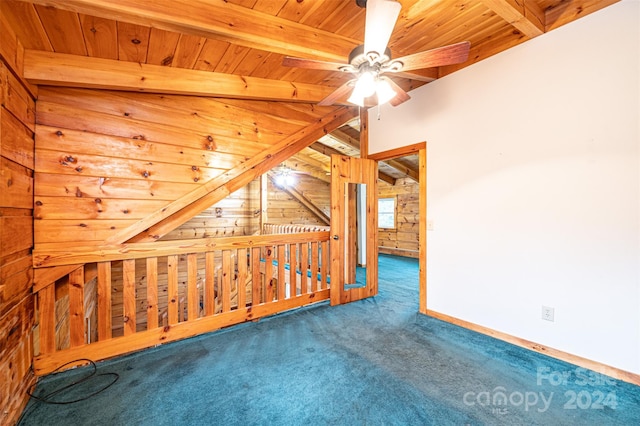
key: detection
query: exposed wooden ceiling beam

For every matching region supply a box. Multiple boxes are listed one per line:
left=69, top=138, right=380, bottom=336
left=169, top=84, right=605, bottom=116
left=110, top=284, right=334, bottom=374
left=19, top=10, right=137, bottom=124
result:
left=267, top=174, right=330, bottom=226
left=23, top=50, right=335, bottom=102
left=331, top=128, right=361, bottom=150
left=385, top=159, right=419, bottom=182
left=482, top=0, right=545, bottom=38
left=112, top=106, right=358, bottom=244
left=18, top=0, right=357, bottom=62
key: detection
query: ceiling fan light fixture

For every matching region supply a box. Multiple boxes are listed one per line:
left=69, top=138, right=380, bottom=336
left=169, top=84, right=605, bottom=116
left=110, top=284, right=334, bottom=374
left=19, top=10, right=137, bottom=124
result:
left=375, top=78, right=396, bottom=105
left=348, top=71, right=377, bottom=106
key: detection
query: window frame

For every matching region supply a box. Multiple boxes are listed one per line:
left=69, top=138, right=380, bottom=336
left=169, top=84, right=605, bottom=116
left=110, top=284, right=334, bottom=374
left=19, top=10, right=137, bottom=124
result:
left=377, top=197, right=396, bottom=230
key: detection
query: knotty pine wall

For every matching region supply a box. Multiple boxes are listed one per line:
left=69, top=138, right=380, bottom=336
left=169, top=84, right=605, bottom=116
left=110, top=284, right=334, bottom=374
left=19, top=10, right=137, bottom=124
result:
left=378, top=177, right=420, bottom=258
left=33, top=87, right=315, bottom=248
left=0, top=13, right=37, bottom=425
left=267, top=174, right=330, bottom=227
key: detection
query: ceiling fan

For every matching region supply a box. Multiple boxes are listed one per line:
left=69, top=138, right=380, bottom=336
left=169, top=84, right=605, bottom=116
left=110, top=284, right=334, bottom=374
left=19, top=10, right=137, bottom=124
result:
left=282, top=0, right=470, bottom=108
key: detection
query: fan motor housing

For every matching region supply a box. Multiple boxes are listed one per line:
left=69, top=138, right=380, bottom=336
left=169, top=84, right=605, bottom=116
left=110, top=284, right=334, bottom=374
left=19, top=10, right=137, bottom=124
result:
left=348, top=44, right=392, bottom=67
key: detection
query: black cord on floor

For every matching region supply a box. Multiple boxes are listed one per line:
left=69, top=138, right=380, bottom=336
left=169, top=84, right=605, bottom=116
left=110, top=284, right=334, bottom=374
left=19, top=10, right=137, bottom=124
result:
left=17, top=359, right=119, bottom=424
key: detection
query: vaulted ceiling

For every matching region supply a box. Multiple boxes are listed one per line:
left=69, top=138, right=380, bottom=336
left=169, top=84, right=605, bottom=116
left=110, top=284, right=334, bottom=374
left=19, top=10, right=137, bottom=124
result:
left=2, top=0, right=618, bottom=183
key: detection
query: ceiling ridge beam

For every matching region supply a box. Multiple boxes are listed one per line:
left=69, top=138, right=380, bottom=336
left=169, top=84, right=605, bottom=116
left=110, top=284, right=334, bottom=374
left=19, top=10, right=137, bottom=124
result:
left=19, top=0, right=357, bottom=62
left=23, top=50, right=335, bottom=102
left=106, top=106, right=358, bottom=244
left=482, top=0, right=545, bottom=38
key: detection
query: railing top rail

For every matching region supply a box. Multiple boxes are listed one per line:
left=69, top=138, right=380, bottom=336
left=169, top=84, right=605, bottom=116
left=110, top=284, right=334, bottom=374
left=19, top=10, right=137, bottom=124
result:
left=33, top=231, right=330, bottom=269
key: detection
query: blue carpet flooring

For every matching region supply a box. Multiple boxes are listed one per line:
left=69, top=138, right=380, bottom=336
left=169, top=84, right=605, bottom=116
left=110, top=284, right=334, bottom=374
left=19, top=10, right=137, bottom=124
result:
left=19, top=254, right=640, bottom=425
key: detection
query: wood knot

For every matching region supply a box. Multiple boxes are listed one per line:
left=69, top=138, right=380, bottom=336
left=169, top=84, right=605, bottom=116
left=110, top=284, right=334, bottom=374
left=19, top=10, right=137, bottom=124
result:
left=123, top=315, right=130, bottom=323
left=56, top=130, right=63, bottom=136
left=131, top=39, right=141, bottom=44
left=193, top=177, right=199, bottom=182
left=79, top=223, right=88, bottom=227
left=95, top=198, right=102, bottom=203
left=141, top=170, right=150, bottom=178
left=122, top=209, right=130, bottom=214
left=75, top=188, right=83, bottom=197
left=75, top=166, right=83, bottom=173
left=35, top=200, right=43, bottom=206
left=191, top=165, right=199, bottom=171
left=64, top=155, right=76, bottom=163
left=207, top=135, right=214, bottom=142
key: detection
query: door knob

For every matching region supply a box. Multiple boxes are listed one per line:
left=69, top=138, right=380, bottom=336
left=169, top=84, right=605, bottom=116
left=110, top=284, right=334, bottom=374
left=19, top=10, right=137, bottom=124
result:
left=332, top=235, right=339, bottom=240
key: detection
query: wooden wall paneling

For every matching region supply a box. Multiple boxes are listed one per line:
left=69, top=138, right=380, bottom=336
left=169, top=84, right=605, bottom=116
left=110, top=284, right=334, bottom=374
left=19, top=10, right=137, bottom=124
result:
left=0, top=62, right=36, bottom=131
left=36, top=125, right=245, bottom=171
left=79, top=14, right=118, bottom=59
left=193, top=38, right=230, bottom=72
left=35, top=148, right=225, bottom=183
left=34, top=219, right=137, bottom=244
left=35, top=94, right=269, bottom=155
left=36, top=88, right=286, bottom=146
left=1, top=106, right=34, bottom=169
left=34, top=196, right=170, bottom=221
left=35, top=173, right=199, bottom=201
left=146, top=257, right=158, bottom=330
left=0, top=157, right=33, bottom=208
left=34, top=5, right=87, bottom=55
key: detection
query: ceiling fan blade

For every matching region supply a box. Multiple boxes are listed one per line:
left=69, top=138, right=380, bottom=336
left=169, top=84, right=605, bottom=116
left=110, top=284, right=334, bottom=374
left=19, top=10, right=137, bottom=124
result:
left=392, top=41, right=471, bottom=72
left=381, top=77, right=411, bottom=107
left=318, top=80, right=355, bottom=106
left=364, top=0, right=402, bottom=56
left=390, top=71, right=437, bottom=83
left=282, top=56, right=352, bottom=72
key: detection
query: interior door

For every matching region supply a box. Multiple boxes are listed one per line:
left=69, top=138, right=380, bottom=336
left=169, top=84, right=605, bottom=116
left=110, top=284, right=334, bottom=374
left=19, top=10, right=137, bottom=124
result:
left=330, top=155, right=378, bottom=305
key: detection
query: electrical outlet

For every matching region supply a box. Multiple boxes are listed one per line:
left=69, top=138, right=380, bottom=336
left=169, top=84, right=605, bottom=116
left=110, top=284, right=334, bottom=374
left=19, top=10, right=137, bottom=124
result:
left=541, top=306, right=555, bottom=322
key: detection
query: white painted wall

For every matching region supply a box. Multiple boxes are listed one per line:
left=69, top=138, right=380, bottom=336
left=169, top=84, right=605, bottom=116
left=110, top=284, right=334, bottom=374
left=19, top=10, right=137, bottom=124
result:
left=369, top=1, right=640, bottom=374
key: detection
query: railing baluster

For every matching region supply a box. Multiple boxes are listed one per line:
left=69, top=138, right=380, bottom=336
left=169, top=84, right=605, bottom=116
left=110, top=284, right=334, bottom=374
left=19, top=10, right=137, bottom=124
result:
left=277, top=245, right=285, bottom=301
left=146, top=257, right=158, bottom=330
left=301, top=242, right=309, bottom=294
left=310, top=241, right=319, bottom=292
left=39, top=284, right=56, bottom=354
left=69, top=267, right=85, bottom=346
left=167, top=255, right=179, bottom=325
left=122, top=259, right=136, bottom=336
left=237, top=248, right=247, bottom=309
left=265, top=246, right=274, bottom=303
left=97, top=262, right=112, bottom=340
left=187, top=253, right=199, bottom=321
left=251, top=247, right=261, bottom=305
left=321, top=241, right=329, bottom=290
left=222, top=250, right=232, bottom=312
left=205, top=252, right=215, bottom=316
left=289, top=243, right=297, bottom=298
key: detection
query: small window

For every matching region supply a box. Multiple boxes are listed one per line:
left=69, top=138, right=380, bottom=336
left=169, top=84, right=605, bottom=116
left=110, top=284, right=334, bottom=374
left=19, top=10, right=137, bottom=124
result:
left=378, top=197, right=395, bottom=229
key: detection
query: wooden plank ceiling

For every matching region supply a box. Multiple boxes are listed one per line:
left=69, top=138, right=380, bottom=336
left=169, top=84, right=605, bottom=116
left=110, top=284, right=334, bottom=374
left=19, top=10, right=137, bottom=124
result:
left=4, top=0, right=616, bottom=183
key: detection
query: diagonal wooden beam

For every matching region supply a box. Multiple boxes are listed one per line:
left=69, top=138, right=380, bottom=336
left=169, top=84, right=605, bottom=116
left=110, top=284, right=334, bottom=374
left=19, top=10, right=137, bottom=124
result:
left=110, top=106, right=358, bottom=244
left=19, top=0, right=357, bottom=62
left=23, top=50, right=334, bottom=102
left=482, top=0, right=545, bottom=38
left=267, top=174, right=330, bottom=226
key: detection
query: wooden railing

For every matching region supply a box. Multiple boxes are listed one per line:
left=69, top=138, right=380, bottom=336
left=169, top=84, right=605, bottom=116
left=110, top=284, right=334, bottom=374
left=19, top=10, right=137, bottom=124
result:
left=32, top=232, right=330, bottom=375
left=263, top=223, right=331, bottom=234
